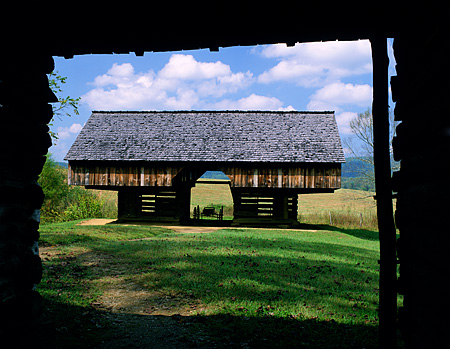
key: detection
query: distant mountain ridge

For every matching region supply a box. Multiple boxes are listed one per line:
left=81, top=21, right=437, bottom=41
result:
left=341, top=157, right=373, bottom=178
left=341, top=157, right=374, bottom=191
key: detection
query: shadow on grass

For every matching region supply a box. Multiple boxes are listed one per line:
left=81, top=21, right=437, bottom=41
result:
left=37, top=222, right=383, bottom=348
left=36, top=300, right=379, bottom=348
left=297, top=223, right=379, bottom=241
left=107, top=219, right=379, bottom=242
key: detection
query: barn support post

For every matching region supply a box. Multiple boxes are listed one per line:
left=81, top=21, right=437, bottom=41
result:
left=0, top=53, right=55, bottom=340
left=117, top=189, right=141, bottom=220
left=370, top=36, right=398, bottom=347
left=273, top=193, right=288, bottom=220
left=175, top=185, right=192, bottom=223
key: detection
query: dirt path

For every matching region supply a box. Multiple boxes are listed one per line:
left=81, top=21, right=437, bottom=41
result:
left=77, top=218, right=117, bottom=225
left=77, top=218, right=226, bottom=234
left=40, top=246, right=203, bottom=348
left=77, top=218, right=318, bottom=234
left=41, top=219, right=321, bottom=347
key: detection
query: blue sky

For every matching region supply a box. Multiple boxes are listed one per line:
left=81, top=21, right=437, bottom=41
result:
left=49, top=39, right=396, bottom=161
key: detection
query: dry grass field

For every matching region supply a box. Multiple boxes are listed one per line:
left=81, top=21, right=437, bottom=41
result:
left=191, top=181, right=378, bottom=229
left=91, top=182, right=379, bottom=230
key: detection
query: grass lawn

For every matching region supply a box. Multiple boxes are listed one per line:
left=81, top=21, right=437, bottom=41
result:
left=37, top=220, right=389, bottom=347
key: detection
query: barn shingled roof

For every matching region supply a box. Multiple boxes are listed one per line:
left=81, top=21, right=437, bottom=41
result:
left=65, top=111, right=345, bottom=163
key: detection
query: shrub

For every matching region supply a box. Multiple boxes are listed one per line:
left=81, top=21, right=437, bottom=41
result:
left=39, top=154, right=70, bottom=222
left=64, top=187, right=104, bottom=221
left=39, top=154, right=105, bottom=222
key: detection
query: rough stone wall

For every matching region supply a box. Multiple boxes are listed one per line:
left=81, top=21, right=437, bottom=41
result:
left=0, top=54, right=54, bottom=341
left=392, top=30, right=450, bottom=347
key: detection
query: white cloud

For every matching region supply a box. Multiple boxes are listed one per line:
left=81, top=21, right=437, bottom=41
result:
left=92, top=63, right=139, bottom=87
left=164, top=88, right=199, bottom=109
left=336, top=111, right=357, bottom=134
left=57, top=123, right=83, bottom=139
left=257, top=40, right=372, bottom=87
left=158, top=54, right=231, bottom=80
left=82, top=55, right=255, bottom=110
left=79, top=45, right=370, bottom=133
left=256, top=40, right=373, bottom=135
left=211, top=94, right=294, bottom=111
left=306, top=81, right=371, bottom=135
left=258, top=61, right=324, bottom=87
left=197, top=71, right=254, bottom=97
left=51, top=123, right=84, bottom=162
left=307, top=82, right=372, bottom=111
left=69, top=123, right=82, bottom=133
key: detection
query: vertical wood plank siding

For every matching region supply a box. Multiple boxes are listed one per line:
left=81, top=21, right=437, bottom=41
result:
left=221, top=164, right=341, bottom=189
left=68, top=163, right=341, bottom=189
left=68, top=163, right=183, bottom=187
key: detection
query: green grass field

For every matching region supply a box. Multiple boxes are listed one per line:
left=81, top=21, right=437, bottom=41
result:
left=37, top=219, right=392, bottom=347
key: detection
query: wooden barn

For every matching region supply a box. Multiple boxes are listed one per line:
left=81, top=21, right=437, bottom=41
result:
left=65, top=110, right=345, bottom=225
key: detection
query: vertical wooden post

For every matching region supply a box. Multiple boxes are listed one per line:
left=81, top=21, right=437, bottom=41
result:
left=176, top=185, right=192, bottom=223
left=371, top=36, right=398, bottom=348
left=273, top=193, right=287, bottom=220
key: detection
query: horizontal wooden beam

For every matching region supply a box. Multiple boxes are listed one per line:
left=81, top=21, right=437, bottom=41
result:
left=195, top=180, right=231, bottom=185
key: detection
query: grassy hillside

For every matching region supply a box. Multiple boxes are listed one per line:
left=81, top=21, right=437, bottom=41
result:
left=191, top=179, right=233, bottom=207
left=190, top=179, right=233, bottom=217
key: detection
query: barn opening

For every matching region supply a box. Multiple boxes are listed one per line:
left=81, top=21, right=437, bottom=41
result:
left=191, top=170, right=233, bottom=221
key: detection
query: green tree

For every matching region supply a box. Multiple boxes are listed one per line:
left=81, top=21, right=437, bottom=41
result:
left=47, top=71, right=80, bottom=141
left=64, top=190, right=104, bottom=221
left=38, top=154, right=70, bottom=220
left=38, top=154, right=105, bottom=222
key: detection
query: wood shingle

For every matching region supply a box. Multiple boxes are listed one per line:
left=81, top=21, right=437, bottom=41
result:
left=65, top=111, right=345, bottom=163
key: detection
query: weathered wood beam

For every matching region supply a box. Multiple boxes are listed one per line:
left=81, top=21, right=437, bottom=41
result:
left=371, top=36, right=398, bottom=348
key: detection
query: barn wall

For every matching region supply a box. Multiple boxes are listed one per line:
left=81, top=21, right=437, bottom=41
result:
left=68, top=162, right=341, bottom=190
left=232, top=189, right=299, bottom=224
left=117, top=187, right=191, bottom=222
left=221, top=164, right=341, bottom=189
left=68, top=163, right=184, bottom=187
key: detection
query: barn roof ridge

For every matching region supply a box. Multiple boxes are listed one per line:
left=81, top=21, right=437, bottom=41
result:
left=91, top=110, right=336, bottom=115
left=65, top=110, right=345, bottom=163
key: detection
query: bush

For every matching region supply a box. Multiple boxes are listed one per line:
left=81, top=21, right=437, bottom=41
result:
left=39, top=155, right=70, bottom=222
left=64, top=188, right=104, bottom=220
left=39, top=154, right=105, bottom=222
